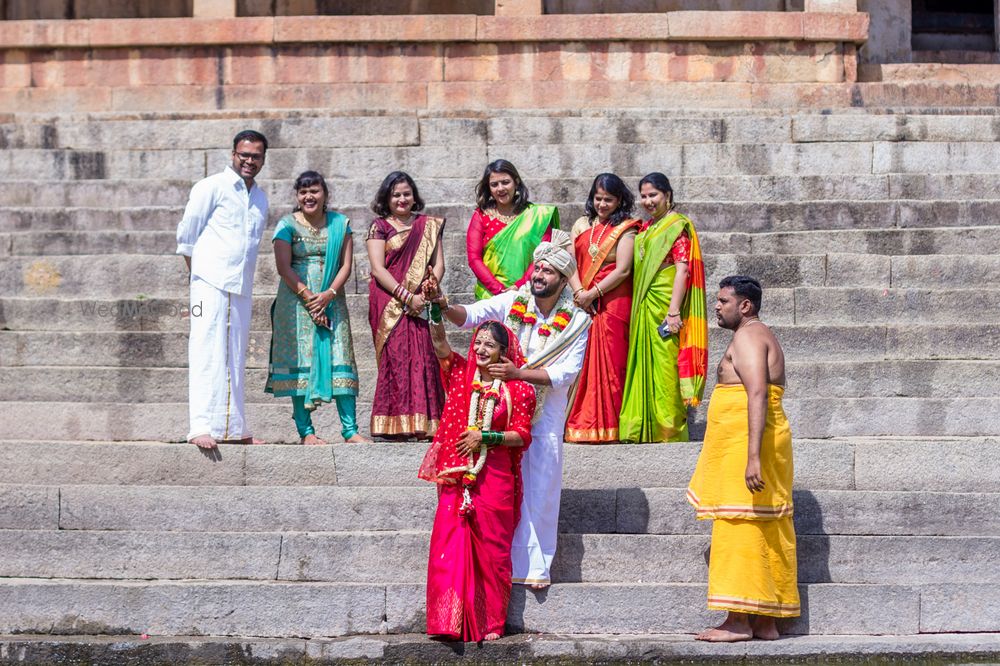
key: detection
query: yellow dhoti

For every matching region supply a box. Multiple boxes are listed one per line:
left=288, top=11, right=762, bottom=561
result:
left=687, top=384, right=799, bottom=618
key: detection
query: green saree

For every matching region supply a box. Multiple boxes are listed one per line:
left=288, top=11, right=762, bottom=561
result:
left=474, top=203, right=559, bottom=300
left=619, top=213, right=701, bottom=443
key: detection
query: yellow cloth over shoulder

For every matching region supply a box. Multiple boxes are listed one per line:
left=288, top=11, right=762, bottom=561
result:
left=687, top=383, right=793, bottom=520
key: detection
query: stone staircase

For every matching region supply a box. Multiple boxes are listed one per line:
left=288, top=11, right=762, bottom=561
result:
left=1, top=108, right=999, bottom=659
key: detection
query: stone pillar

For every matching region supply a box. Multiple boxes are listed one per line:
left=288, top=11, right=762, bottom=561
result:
left=804, top=0, right=858, bottom=11
left=858, top=0, right=911, bottom=63
left=495, top=0, right=542, bottom=16
left=193, top=0, right=237, bottom=17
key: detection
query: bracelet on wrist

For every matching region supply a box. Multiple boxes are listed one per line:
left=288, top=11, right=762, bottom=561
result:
left=295, top=285, right=307, bottom=297
left=595, top=284, right=605, bottom=298
left=668, top=312, right=680, bottom=317
left=481, top=430, right=503, bottom=448
left=573, top=288, right=584, bottom=296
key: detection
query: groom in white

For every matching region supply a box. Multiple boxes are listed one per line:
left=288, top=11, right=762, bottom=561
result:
left=438, top=231, right=590, bottom=588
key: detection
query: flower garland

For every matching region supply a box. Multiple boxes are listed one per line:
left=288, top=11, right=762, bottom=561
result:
left=507, top=293, right=573, bottom=343
left=438, top=368, right=503, bottom=517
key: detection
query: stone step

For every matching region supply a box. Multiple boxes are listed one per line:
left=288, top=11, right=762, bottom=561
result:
left=6, top=250, right=896, bottom=296
left=0, top=529, right=995, bottom=586
left=0, top=283, right=1000, bottom=332
left=32, top=484, right=999, bottom=538
left=7, top=141, right=1000, bottom=181
left=0, top=578, right=977, bottom=636
left=2, top=359, right=997, bottom=404
left=7, top=112, right=1000, bottom=151
left=3, top=632, right=999, bottom=665
left=2, top=438, right=998, bottom=493
left=2, top=322, right=992, bottom=371
left=6, top=246, right=987, bottom=300
left=2, top=174, right=999, bottom=211
left=5, top=224, right=998, bottom=269
left=4, top=395, right=997, bottom=440
left=5, top=200, right=1000, bottom=234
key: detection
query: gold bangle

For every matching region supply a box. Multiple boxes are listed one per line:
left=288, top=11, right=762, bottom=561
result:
left=295, top=285, right=307, bottom=296
left=328, top=287, right=337, bottom=298
left=595, top=284, right=605, bottom=298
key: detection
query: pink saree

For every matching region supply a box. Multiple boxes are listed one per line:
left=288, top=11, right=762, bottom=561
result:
left=418, top=322, right=536, bottom=642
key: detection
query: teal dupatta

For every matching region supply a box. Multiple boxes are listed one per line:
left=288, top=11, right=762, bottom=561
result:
left=305, top=211, right=348, bottom=408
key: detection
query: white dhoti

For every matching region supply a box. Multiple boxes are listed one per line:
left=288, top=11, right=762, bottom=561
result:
left=187, top=276, right=253, bottom=441
left=512, top=400, right=566, bottom=584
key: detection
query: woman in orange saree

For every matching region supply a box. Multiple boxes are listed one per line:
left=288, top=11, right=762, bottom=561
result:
left=565, top=173, right=640, bottom=444
left=419, top=318, right=536, bottom=642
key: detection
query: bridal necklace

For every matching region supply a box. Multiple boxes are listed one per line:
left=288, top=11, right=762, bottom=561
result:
left=588, top=219, right=611, bottom=259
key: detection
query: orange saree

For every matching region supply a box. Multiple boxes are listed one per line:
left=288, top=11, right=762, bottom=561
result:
left=565, top=218, right=640, bottom=443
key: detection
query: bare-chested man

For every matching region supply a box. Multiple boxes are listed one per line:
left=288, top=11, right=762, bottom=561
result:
left=686, top=275, right=799, bottom=642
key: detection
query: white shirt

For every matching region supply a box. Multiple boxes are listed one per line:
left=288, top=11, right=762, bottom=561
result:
left=176, top=166, right=269, bottom=297
left=461, top=290, right=589, bottom=391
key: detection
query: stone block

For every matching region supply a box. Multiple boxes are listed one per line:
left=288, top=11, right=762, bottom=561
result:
left=854, top=438, right=1000, bottom=493
left=0, top=441, right=245, bottom=486
left=920, top=584, right=1000, bottom=632
left=273, top=15, right=476, bottom=43
left=886, top=324, right=1000, bottom=360
left=487, top=114, right=724, bottom=146
left=889, top=173, right=1000, bottom=200
left=802, top=12, right=868, bottom=41
left=799, top=536, right=1000, bottom=584
left=897, top=199, right=1000, bottom=229
left=193, top=0, right=237, bottom=17
left=782, top=584, right=919, bottom=635
left=552, top=534, right=709, bottom=584
left=559, top=488, right=617, bottom=533
left=332, top=443, right=428, bottom=487
left=243, top=445, right=339, bottom=485
left=786, top=397, right=1000, bottom=438
left=667, top=11, right=802, bottom=40
left=88, top=18, right=274, bottom=47
left=682, top=142, right=872, bottom=177
left=722, top=115, right=792, bottom=143
left=0, top=20, right=90, bottom=49
left=0, top=530, right=281, bottom=580
left=0, top=485, right=58, bottom=530
left=792, top=113, right=898, bottom=142
left=563, top=443, right=702, bottom=490
left=875, top=142, right=1000, bottom=175
left=487, top=143, right=682, bottom=179
left=477, top=14, right=672, bottom=41
left=0, top=579, right=387, bottom=637
left=825, top=253, right=889, bottom=287
left=677, top=174, right=890, bottom=203
left=795, top=287, right=1000, bottom=325
left=279, top=532, right=428, bottom=583
left=0, top=86, right=114, bottom=114
left=798, top=489, right=1000, bottom=537
left=891, top=255, right=1000, bottom=288
left=706, top=254, right=826, bottom=288
left=786, top=360, right=1000, bottom=399
left=417, top=117, right=487, bottom=147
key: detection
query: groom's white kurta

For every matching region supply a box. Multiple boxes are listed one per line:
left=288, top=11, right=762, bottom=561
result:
left=461, top=288, right=589, bottom=584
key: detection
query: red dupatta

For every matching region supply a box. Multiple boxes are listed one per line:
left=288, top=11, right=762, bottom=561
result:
left=418, top=322, right=534, bottom=495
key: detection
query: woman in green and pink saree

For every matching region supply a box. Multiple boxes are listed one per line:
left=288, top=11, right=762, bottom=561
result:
left=466, top=160, right=560, bottom=300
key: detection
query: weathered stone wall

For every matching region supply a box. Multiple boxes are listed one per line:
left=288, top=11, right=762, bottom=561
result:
left=0, top=12, right=867, bottom=114
left=3, top=0, right=192, bottom=19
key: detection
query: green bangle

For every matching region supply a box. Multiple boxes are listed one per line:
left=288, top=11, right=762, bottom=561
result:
left=429, top=302, right=442, bottom=324
left=482, top=431, right=503, bottom=447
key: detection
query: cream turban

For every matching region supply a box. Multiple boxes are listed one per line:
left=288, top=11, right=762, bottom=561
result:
left=533, top=229, right=576, bottom=277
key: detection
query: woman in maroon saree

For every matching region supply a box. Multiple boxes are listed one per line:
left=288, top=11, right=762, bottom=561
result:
left=419, top=318, right=536, bottom=642
left=366, top=171, right=446, bottom=439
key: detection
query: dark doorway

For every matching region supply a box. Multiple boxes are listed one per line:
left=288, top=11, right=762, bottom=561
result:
left=912, top=0, right=995, bottom=53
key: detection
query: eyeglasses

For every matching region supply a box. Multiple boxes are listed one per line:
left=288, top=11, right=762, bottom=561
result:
left=235, top=151, right=265, bottom=163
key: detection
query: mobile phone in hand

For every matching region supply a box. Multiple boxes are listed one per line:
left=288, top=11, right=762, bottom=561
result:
left=658, top=321, right=672, bottom=339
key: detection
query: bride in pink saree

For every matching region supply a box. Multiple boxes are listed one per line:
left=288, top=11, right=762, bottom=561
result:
left=418, top=318, right=536, bottom=642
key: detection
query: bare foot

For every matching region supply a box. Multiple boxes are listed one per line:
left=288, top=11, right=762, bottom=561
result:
left=695, top=612, right=753, bottom=642
left=345, top=434, right=369, bottom=443
left=302, top=434, right=327, bottom=446
left=189, top=435, right=217, bottom=449
left=529, top=582, right=550, bottom=590
left=751, top=615, right=780, bottom=640
left=483, top=632, right=501, bottom=641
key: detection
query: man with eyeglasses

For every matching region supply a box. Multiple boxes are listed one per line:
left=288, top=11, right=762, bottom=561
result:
left=176, top=130, right=269, bottom=449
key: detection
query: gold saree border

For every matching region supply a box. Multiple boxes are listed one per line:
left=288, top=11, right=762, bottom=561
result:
left=370, top=413, right=440, bottom=437
left=708, top=594, right=800, bottom=618
left=565, top=426, right=619, bottom=442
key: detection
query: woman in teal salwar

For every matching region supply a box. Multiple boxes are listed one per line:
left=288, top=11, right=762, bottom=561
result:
left=266, top=171, right=365, bottom=444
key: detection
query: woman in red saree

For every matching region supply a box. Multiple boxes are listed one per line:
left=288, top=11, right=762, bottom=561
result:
left=367, top=171, right=446, bottom=439
left=565, top=173, right=640, bottom=443
left=419, top=318, right=536, bottom=642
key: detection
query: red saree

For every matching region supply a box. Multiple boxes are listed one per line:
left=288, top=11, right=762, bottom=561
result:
left=418, top=322, right=536, bottom=642
left=565, top=218, right=640, bottom=443
left=367, top=215, right=446, bottom=438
